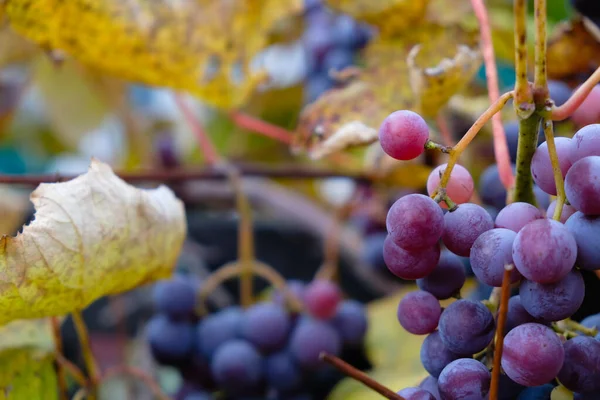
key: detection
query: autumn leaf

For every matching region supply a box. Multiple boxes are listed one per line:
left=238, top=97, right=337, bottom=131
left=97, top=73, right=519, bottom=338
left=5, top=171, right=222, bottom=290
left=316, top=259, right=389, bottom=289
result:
left=0, top=159, right=186, bottom=325
left=294, top=24, right=480, bottom=159
left=3, top=0, right=303, bottom=109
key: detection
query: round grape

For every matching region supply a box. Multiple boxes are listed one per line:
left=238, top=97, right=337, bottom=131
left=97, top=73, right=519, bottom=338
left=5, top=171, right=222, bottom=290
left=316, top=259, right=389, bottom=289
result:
left=438, top=359, right=490, bottom=400
left=516, top=384, right=554, bottom=400
left=386, top=194, right=444, bottom=251
left=426, top=163, right=474, bottom=208
left=152, top=275, right=197, bottom=320
left=495, top=202, right=544, bottom=233
left=420, top=331, right=463, bottom=378
left=379, top=110, right=429, bottom=161
left=265, top=351, right=302, bottom=392
left=383, top=236, right=440, bottom=279
left=479, top=164, right=513, bottom=209
left=211, top=340, right=263, bottom=392
left=147, top=315, right=195, bottom=365
left=289, top=318, right=341, bottom=369
left=570, top=124, right=600, bottom=164
left=196, top=307, right=242, bottom=359
left=419, top=375, right=441, bottom=399
left=470, top=228, right=521, bottom=287
left=565, top=156, right=600, bottom=215
left=397, top=290, right=441, bottom=335
left=566, top=212, right=600, bottom=270
left=505, top=295, right=543, bottom=333
left=531, top=138, right=573, bottom=196
left=512, top=219, right=577, bottom=284
left=520, top=270, right=585, bottom=321
left=438, top=299, right=496, bottom=355
left=273, top=280, right=306, bottom=307
left=442, top=203, right=493, bottom=256
left=572, top=85, right=600, bottom=128
left=502, top=323, right=564, bottom=386
left=240, top=302, right=291, bottom=353
left=549, top=80, right=573, bottom=107
left=558, top=336, right=600, bottom=393
left=304, top=280, right=341, bottom=320
left=417, top=250, right=466, bottom=300
left=397, top=387, right=435, bottom=400
left=547, top=200, right=577, bottom=223
left=331, top=300, right=368, bottom=346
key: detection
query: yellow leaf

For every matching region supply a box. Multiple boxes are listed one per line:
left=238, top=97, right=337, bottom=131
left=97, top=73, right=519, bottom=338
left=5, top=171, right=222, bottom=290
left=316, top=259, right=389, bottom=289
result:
left=4, top=0, right=303, bottom=109
left=0, top=159, right=186, bottom=325
left=325, top=0, right=430, bottom=37
left=0, top=23, right=38, bottom=67
left=294, top=24, right=480, bottom=159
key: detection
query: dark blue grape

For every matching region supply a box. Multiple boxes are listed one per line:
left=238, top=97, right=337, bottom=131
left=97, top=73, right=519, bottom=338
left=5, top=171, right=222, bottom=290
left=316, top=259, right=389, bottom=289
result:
left=420, top=331, right=463, bottom=378
left=290, top=317, right=341, bottom=369
left=152, top=275, right=197, bottom=320
left=438, top=299, right=496, bottom=355
left=210, top=340, right=264, bottom=393
left=520, top=270, right=585, bottom=321
left=479, top=164, right=515, bottom=209
left=516, top=384, right=554, bottom=400
left=265, top=351, right=302, bottom=392
left=196, top=307, right=242, bottom=359
left=331, top=300, right=368, bottom=346
left=147, top=315, right=195, bottom=365
left=417, top=250, right=466, bottom=300
left=548, top=80, right=572, bottom=107
left=240, top=302, right=290, bottom=353
left=360, top=232, right=387, bottom=271
left=322, top=48, right=354, bottom=73
left=305, top=73, right=333, bottom=103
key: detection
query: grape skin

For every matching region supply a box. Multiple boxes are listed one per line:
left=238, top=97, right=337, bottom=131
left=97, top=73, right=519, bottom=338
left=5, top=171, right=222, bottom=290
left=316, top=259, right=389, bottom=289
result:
left=386, top=194, right=444, bottom=251
left=495, top=202, right=544, bottom=233
left=420, top=331, right=462, bottom=378
left=397, top=387, right=435, bottom=400
left=441, top=203, right=493, bottom=256
left=419, top=376, right=441, bottom=400
left=438, top=299, right=496, bottom=355
left=379, top=110, right=429, bottom=161
left=512, top=219, right=577, bottom=284
left=303, top=279, right=341, bottom=320
left=289, top=318, right=341, bottom=369
left=240, top=302, right=291, bottom=353
left=211, top=340, right=264, bottom=392
left=426, top=164, right=474, bottom=208
left=331, top=300, right=368, bottom=346
left=566, top=212, right=600, bottom=270
left=147, top=315, right=195, bottom=364
left=569, top=124, right=600, bottom=165
left=479, top=164, right=512, bottom=209
left=397, top=290, right=441, bottom=335
left=572, top=85, right=600, bottom=128
left=501, top=323, right=564, bottom=387
left=383, top=236, right=441, bottom=279
left=565, top=156, right=600, bottom=215
left=557, top=336, right=600, bottom=393
left=417, top=250, right=466, bottom=300
left=505, top=295, right=544, bottom=333
left=470, top=228, right=521, bottom=287
left=265, top=351, right=302, bottom=392
left=547, top=200, right=576, bottom=223
left=531, top=138, right=573, bottom=196
left=152, top=275, right=198, bottom=320
left=196, top=307, right=242, bottom=359
left=519, top=270, right=585, bottom=321
left=437, top=358, right=491, bottom=400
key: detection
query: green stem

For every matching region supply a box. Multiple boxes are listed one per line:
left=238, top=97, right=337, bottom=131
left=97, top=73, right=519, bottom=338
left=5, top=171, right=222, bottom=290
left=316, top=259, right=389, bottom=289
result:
left=72, top=310, right=100, bottom=399
left=513, top=116, right=541, bottom=204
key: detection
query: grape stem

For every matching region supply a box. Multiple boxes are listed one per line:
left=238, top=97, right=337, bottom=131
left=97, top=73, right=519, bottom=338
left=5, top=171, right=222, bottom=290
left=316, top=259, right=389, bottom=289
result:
left=551, top=65, right=600, bottom=120
left=228, top=110, right=293, bottom=144
left=555, top=319, right=599, bottom=337
left=432, top=91, right=514, bottom=198
left=174, top=95, right=219, bottom=165
left=72, top=310, right=100, bottom=399
left=319, top=353, right=405, bottom=400
left=424, top=140, right=451, bottom=153
left=54, top=351, right=88, bottom=387
left=51, top=317, right=69, bottom=400
left=513, top=115, right=541, bottom=204
left=533, top=0, right=548, bottom=94
left=489, top=264, right=514, bottom=400
left=470, top=0, right=515, bottom=189
left=101, top=365, right=170, bottom=400
left=542, top=120, right=566, bottom=220
left=513, top=0, right=535, bottom=118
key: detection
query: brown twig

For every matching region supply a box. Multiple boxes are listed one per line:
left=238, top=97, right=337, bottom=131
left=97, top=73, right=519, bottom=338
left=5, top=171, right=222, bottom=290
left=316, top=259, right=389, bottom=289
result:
left=513, top=0, right=535, bottom=118
left=490, top=264, right=514, bottom=400
left=229, top=111, right=293, bottom=144
left=320, top=353, right=404, bottom=400
left=101, top=365, right=170, bottom=400
left=551, top=66, right=600, bottom=120
left=55, top=352, right=88, bottom=387
left=51, top=317, right=69, bottom=400
left=533, top=0, right=548, bottom=93
left=72, top=310, right=100, bottom=395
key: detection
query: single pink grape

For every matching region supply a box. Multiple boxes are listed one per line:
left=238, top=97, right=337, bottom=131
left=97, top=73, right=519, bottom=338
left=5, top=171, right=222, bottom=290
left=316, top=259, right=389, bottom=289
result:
left=304, top=280, right=342, bottom=320
left=572, top=85, right=600, bottom=128
left=379, top=110, right=429, bottom=161
left=426, top=163, right=474, bottom=208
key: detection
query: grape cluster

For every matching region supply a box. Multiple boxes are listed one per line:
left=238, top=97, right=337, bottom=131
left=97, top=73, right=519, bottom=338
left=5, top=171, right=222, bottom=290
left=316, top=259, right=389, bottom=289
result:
left=147, top=275, right=368, bottom=399
left=378, top=108, right=600, bottom=399
left=302, top=1, right=371, bottom=103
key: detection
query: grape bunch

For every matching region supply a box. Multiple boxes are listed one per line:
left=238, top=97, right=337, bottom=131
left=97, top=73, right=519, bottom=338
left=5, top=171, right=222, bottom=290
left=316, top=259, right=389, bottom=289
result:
left=147, top=275, right=368, bottom=399
left=377, top=108, right=600, bottom=399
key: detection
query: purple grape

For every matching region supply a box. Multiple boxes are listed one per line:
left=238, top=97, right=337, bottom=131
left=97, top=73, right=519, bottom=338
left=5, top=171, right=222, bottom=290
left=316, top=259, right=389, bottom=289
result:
left=289, top=318, right=341, bottom=369
left=379, top=110, right=429, bottom=161
left=495, top=202, right=544, bottom=233
left=520, top=270, right=585, bottom=321
left=211, top=340, right=263, bottom=392
left=470, top=228, right=521, bottom=287
left=566, top=212, right=600, bottom=270
left=565, top=156, right=600, bottom=215
left=273, top=280, right=306, bottom=307
left=240, top=302, right=291, bottom=353
left=570, top=124, right=600, bottom=165
left=438, top=359, right=490, bottom=400
left=397, top=387, right=435, bottom=400
left=383, top=236, right=440, bottom=279
left=265, top=351, right=302, bottom=392
left=512, top=219, right=577, bottom=284
left=502, top=323, right=564, bottom=386
left=505, top=295, right=543, bottom=333
left=547, top=200, right=577, bottom=223
left=516, top=384, right=554, bottom=400
left=558, top=336, right=600, bottom=393
left=386, top=194, right=444, bottom=251
left=152, top=275, right=198, bottom=320
left=147, top=315, right=195, bottom=365
left=498, top=373, right=526, bottom=400
left=397, top=290, right=441, bottom=335
left=548, top=80, right=573, bottom=107
left=331, top=300, right=368, bottom=346
left=438, top=299, right=495, bottom=355
left=417, top=250, right=466, bottom=300
left=479, top=164, right=517, bottom=209
left=419, top=376, right=441, bottom=400
left=441, top=203, right=493, bottom=256
left=420, top=331, right=463, bottom=378
left=196, top=307, right=242, bottom=359
left=531, top=138, right=573, bottom=195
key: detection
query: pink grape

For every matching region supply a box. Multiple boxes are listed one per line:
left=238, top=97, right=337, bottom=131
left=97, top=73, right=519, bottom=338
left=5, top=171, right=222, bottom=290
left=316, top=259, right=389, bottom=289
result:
left=383, top=236, right=440, bottom=279
left=426, top=163, right=474, bottom=208
left=379, top=110, right=429, bottom=160
left=572, top=85, right=600, bottom=128
left=386, top=194, right=444, bottom=251
left=531, top=138, right=573, bottom=195
left=512, top=219, right=577, bottom=284
left=565, top=156, right=600, bottom=215
left=546, top=200, right=577, bottom=223
left=495, top=202, right=544, bottom=233
left=569, top=124, right=600, bottom=164
left=303, top=280, right=341, bottom=320
left=397, top=290, right=441, bottom=335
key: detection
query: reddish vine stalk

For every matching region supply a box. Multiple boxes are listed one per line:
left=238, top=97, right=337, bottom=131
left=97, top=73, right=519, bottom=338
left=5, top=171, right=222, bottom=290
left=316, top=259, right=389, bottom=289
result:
left=490, top=265, right=514, bottom=400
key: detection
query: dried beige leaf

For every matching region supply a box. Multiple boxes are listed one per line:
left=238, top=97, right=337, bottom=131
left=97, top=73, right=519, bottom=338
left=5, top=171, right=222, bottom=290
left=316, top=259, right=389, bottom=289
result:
left=309, top=121, right=378, bottom=159
left=0, top=159, right=186, bottom=325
